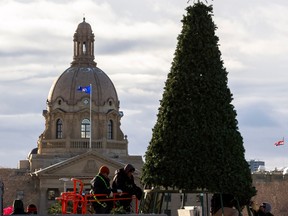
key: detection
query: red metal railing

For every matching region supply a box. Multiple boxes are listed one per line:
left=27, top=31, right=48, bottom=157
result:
left=56, top=178, right=138, bottom=214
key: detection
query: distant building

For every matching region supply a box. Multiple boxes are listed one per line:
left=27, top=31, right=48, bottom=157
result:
left=248, top=160, right=265, bottom=172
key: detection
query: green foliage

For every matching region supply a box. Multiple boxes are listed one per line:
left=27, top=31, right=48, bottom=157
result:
left=141, top=2, right=255, bottom=204
left=47, top=201, right=62, bottom=214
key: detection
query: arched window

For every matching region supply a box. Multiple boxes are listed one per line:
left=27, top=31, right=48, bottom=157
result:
left=83, top=42, right=86, bottom=54
left=56, top=119, right=63, bottom=139
left=107, top=120, right=113, bottom=139
left=81, top=119, right=90, bottom=138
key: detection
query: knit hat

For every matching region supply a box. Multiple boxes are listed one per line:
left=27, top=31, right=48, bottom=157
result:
left=260, top=202, right=272, bottom=213
left=124, top=164, right=135, bottom=173
left=99, top=166, right=110, bottom=175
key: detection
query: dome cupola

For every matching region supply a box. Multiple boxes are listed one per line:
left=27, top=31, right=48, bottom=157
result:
left=71, top=17, right=96, bottom=67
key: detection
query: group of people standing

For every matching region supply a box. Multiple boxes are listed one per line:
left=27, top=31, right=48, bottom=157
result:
left=90, top=163, right=143, bottom=214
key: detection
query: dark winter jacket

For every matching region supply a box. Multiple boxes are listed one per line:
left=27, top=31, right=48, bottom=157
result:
left=112, top=168, right=143, bottom=200
left=254, top=210, right=267, bottom=216
left=112, top=168, right=136, bottom=196
left=91, top=173, right=112, bottom=199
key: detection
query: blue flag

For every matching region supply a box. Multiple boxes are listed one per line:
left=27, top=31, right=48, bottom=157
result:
left=77, top=86, right=91, bottom=94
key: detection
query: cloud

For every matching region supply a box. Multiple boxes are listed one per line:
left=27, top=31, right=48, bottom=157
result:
left=237, top=104, right=279, bottom=128
left=0, top=113, right=43, bottom=160
left=0, top=0, right=288, bottom=171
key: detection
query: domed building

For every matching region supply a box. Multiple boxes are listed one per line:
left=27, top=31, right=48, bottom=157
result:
left=6, top=18, right=143, bottom=214
left=29, top=18, right=131, bottom=171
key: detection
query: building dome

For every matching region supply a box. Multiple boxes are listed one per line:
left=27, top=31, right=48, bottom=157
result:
left=36, top=19, right=127, bottom=161
left=48, top=66, right=118, bottom=110
left=76, top=18, right=92, bottom=33
left=27, top=147, right=38, bottom=158
left=48, top=18, right=119, bottom=109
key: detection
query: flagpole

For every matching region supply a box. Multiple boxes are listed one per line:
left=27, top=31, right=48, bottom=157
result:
left=89, top=83, right=92, bottom=149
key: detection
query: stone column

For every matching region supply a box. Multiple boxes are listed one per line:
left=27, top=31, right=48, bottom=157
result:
left=39, top=188, right=47, bottom=214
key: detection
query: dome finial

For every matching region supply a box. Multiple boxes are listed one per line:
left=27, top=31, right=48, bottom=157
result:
left=83, top=14, right=85, bottom=22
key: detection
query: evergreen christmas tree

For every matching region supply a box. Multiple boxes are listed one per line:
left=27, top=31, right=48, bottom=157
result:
left=141, top=2, right=255, bottom=204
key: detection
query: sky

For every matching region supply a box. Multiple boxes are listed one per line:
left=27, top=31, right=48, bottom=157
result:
left=1, top=0, right=288, bottom=170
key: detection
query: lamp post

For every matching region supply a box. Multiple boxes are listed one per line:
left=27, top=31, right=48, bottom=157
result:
left=59, top=178, right=69, bottom=192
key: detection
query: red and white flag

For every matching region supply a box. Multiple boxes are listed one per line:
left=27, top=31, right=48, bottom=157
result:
left=275, top=137, right=284, bottom=146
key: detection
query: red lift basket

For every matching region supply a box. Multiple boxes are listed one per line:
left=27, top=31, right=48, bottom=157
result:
left=56, top=178, right=138, bottom=214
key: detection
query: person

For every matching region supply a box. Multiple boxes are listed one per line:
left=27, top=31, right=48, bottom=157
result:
left=26, top=204, right=37, bottom=214
left=249, top=200, right=261, bottom=216
left=211, top=193, right=239, bottom=216
left=90, top=165, right=114, bottom=214
left=258, top=202, right=274, bottom=216
left=10, top=199, right=27, bottom=215
left=112, top=164, right=143, bottom=213
left=250, top=201, right=273, bottom=216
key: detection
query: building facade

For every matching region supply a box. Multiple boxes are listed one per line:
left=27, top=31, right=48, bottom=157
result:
left=1, top=18, right=143, bottom=214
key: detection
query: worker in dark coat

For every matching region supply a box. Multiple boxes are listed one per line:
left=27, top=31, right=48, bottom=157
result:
left=112, top=164, right=143, bottom=213
left=91, top=166, right=114, bottom=214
